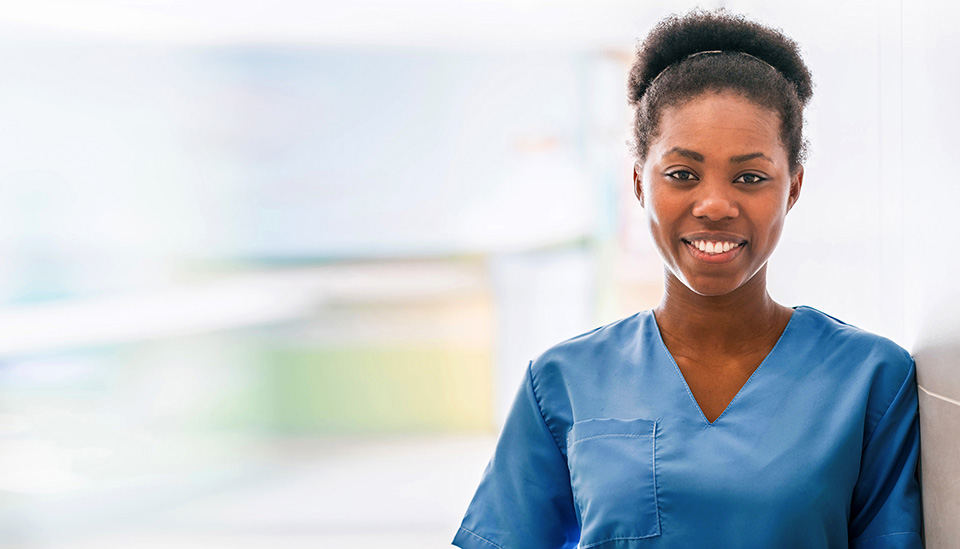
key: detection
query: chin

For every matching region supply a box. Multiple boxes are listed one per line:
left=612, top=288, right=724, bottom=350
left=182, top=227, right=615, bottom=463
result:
left=676, top=266, right=766, bottom=298
left=675, top=271, right=751, bottom=298
left=686, top=284, right=740, bottom=298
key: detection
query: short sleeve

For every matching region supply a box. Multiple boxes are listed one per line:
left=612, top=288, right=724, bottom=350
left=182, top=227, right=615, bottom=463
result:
left=849, top=359, right=923, bottom=548
left=453, top=363, right=579, bottom=549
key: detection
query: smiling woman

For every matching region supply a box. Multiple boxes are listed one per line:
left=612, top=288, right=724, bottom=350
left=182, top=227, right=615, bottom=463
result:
left=453, top=9, right=922, bottom=549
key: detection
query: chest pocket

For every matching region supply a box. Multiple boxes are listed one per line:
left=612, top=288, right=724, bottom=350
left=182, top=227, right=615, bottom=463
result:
left=567, top=417, right=661, bottom=547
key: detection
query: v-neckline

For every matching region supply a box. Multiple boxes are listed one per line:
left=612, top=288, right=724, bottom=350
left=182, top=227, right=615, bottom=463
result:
left=650, top=306, right=800, bottom=426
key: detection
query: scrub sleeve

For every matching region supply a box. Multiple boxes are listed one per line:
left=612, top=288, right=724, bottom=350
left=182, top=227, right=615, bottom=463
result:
left=849, top=359, right=923, bottom=548
left=453, top=363, right=579, bottom=549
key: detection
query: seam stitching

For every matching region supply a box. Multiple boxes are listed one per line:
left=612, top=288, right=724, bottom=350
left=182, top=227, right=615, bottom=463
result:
left=580, top=532, right=661, bottom=547
left=862, top=358, right=915, bottom=448
left=527, top=361, right=567, bottom=456
left=852, top=531, right=919, bottom=547
left=569, top=433, right=652, bottom=446
left=652, top=420, right=661, bottom=535
left=458, top=527, right=505, bottom=549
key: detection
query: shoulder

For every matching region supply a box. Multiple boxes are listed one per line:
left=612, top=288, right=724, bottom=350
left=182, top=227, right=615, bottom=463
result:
left=794, top=305, right=913, bottom=371
left=523, top=311, right=655, bottom=447
left=529, top=310, right=652, bottom=379
left=794, top=306, right=916, bottom=424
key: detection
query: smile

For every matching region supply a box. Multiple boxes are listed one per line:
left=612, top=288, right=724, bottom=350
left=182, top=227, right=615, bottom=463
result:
left=682, top=238, right=746, bottom=263
left=688, top=239, right=741, bottom=254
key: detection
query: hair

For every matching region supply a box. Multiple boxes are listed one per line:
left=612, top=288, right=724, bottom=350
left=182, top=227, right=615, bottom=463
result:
left=628, top=9, right=813, bottom=174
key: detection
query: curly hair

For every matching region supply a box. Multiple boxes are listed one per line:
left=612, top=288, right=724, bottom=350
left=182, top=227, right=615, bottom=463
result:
left=628, top=9, right=813, bottom=173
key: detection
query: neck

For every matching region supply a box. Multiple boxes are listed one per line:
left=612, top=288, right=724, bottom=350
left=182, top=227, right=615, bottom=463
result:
left=654, top=265, right=791, bottom=354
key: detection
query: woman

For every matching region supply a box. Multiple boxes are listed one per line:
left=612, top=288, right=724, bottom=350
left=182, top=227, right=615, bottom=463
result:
left=453, top=10, right=922, bottom=549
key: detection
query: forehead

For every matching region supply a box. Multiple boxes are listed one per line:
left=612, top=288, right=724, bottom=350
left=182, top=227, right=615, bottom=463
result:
left=650, top=92, right=786, bottom=161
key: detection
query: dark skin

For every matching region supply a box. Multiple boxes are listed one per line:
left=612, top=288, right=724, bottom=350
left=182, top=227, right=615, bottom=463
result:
left=634, top=92, right=802, bottom=423
left=653, top=265, right=793, bottom=422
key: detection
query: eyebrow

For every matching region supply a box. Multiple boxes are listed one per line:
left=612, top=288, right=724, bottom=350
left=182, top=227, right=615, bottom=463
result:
left=666, top=147, right=704, bottom=162
left=665, top=147, right=772, bottom=164
left=730, top=152, right=772, bottom=164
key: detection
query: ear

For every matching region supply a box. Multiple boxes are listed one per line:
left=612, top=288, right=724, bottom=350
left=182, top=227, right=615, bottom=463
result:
left=787, top=166, right=803, bottom=212
left=633, top=162, right=645, bottom=208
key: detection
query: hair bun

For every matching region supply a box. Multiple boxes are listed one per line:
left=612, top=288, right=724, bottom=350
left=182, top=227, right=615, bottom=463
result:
left=629, top=9, right=812, bottom=106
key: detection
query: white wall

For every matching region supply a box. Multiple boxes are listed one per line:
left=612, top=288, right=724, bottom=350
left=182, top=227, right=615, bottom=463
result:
left=901, top=1, right=960, bottom=546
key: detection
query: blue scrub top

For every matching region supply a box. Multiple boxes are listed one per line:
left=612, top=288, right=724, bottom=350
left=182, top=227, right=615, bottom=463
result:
left=453, top=306, right=922, bottom=548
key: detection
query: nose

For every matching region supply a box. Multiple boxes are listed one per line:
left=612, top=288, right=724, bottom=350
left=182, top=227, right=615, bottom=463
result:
left=691, top=184, right=739, bottom=221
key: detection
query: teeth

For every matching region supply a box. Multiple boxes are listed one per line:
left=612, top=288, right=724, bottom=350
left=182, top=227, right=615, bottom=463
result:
left=690, top=240, right=740, bottom=255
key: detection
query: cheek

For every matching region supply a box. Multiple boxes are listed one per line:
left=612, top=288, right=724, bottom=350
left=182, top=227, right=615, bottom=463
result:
left=644, top=197, right=668, bottom=235
left=643, top=186, right=673, bottom=223
left=753, top=208, right=788, bottom=248
left=644, top=196, right=683, bottom=256
left=646, top=192, right=686, bottom=238
left=749, top=187, right=791, bottom=229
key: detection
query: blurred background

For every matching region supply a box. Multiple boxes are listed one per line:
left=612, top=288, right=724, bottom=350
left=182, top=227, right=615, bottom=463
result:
left=1, top=0, right=956, bottom=547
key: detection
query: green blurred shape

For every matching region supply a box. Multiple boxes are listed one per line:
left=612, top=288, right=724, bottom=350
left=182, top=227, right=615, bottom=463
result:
left=258, top=346, right=493, bottom=434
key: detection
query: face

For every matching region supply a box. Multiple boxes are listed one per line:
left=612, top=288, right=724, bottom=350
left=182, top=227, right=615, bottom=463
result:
left=634, top=92, right=803, bottom=298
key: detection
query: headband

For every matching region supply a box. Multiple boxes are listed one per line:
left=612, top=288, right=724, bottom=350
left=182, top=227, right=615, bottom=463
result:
left=648, top=50, right=779, bottom=88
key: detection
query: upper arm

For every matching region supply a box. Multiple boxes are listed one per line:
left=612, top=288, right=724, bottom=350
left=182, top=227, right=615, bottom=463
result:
left=453, top=363, right=579, bottom=549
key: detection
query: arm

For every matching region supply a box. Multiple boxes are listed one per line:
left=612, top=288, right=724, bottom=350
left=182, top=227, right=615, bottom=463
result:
left=849, top=359, right=923, bottom=548
left=453, top=363, right=579, bottom=549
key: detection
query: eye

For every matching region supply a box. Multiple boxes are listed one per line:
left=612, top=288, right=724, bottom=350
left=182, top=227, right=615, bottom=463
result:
left=666, top=169, right=699, bottom=182
left=735, top=173, right=768, bottom=184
